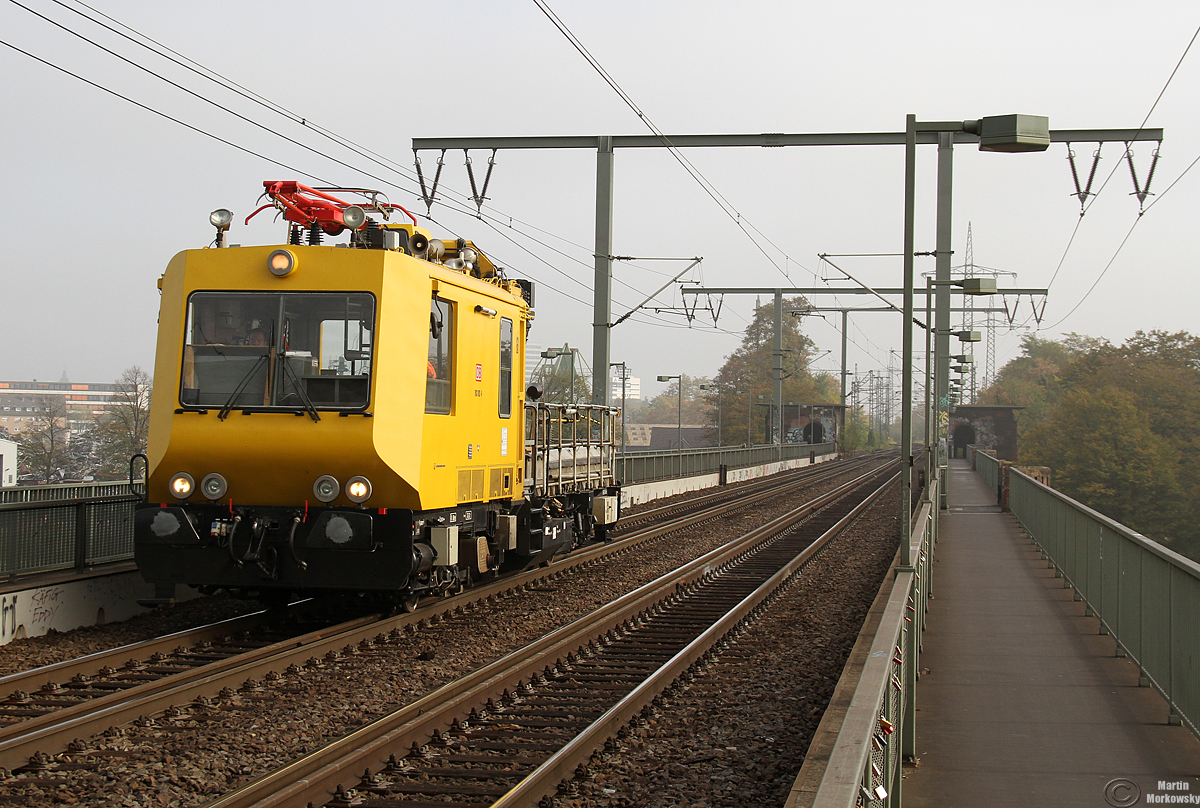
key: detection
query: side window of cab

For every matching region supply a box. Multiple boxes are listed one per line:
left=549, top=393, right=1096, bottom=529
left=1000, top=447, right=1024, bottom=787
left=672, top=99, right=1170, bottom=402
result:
left=499, top=317, right=513, bottom=418
left=426, top=297, right=452, bottom=414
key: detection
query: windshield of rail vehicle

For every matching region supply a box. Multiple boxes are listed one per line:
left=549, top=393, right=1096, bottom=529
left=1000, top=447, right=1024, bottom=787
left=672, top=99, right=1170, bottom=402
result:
left=180, top=291, right=376, bottom=411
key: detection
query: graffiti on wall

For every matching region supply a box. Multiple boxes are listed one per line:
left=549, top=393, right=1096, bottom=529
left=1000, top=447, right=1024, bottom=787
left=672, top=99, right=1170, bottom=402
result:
left=0, top=595, right=17, bottom=640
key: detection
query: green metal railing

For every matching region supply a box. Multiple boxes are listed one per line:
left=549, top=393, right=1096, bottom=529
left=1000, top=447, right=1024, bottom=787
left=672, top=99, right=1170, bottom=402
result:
left=1008, top=467, right=1200, bottom=740
left=0, top=494, right=138, bottom=578
left=0, top=480, right=139, bottom=503
left=803, top=477, right=935, bottom=808
left=973, top=447, right=1001, bottom=495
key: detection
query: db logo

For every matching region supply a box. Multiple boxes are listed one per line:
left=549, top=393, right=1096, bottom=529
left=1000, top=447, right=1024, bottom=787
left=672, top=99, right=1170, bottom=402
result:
left=475, top=364, right=483, bottom=382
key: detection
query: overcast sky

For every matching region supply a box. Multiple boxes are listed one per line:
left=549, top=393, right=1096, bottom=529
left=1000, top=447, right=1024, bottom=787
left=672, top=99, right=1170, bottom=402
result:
left=1, top=0, right=1196, bottom=402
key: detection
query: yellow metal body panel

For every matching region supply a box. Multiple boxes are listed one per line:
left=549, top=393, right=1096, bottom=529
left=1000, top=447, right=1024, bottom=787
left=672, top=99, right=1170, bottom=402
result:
left=147, top=243, right=528, bottom=512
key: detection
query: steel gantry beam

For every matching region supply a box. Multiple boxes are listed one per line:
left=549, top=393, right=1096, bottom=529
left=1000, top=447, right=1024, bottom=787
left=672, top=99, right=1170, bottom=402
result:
left=784, top=305, right=1010, bottom=415
left=411, top=127, right=1158, bottom=408
left=674, top=286, right=1043, bottom=448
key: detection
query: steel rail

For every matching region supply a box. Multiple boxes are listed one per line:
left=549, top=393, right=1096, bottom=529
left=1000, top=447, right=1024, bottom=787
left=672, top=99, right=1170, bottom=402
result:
left=495, top=470, right=898, bottom=807
left=201, top=463, right=896, bottom=808
left=0, top=612, right=384, bottom=771
left=0, top=608, right=280, bottom=697
left=0, top=456, right=889, bottom=773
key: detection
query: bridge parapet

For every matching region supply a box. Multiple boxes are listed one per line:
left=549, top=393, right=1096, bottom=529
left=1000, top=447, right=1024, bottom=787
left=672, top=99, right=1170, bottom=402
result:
left=1006, top=465, right=1200, bottom=740
left=789, top=478, right=935, bottom=807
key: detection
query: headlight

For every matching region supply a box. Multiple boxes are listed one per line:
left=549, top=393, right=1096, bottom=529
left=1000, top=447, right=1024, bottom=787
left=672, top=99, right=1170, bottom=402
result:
left=346, top=476, right=372, bottom=503
left=169, top=472, right=195, bottom=499
left=313, top=475, right=340, bottom=503
left=201, top=472, right=228, bottom=500
left=209, top=209, right=233, bottom=230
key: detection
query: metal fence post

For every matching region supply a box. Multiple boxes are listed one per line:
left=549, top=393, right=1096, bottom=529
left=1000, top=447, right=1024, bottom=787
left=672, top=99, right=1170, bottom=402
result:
left=74, top=502, right=89, bottom=573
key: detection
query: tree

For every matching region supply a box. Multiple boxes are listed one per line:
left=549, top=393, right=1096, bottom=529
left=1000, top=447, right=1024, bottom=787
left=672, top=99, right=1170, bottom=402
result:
left=1023, top=386, right=1185, bottom=541
left=703, top=297, right=840, bottom=444
left=980, top=330, right=1200, bottom=561
left=92, top=366, right=153, bottom=479
left=17, top=396, right=70, bottom=482
left=633, top=375, right=711, bottom=425
left=841, top=406, right=870, bottom=452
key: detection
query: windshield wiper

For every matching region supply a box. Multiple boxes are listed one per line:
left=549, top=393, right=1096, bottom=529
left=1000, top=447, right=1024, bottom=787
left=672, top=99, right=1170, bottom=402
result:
left=279, top=355, right=321, bottom=422
left=217, top=354, right=268, bottom=421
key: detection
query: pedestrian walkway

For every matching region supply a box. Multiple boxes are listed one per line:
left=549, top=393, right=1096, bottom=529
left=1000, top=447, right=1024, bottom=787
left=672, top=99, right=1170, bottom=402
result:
left=903, top=459, right=1200, bottom=807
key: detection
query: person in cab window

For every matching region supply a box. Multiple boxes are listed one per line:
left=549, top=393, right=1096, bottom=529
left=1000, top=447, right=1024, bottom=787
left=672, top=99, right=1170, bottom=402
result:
left=248, top=328, right=268, bottom=347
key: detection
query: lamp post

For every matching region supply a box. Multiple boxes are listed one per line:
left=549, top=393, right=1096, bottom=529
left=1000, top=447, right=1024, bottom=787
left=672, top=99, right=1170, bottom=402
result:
left=900, top=113, right=1049, bottom=565
left=699, top=384, right=722, bottom=447
left=739, top=392, right=751, bottom=446
left=657, top=374, right=683, bottom=467
left=610, top=362, right=627, bottom=457
left=541, top=347, right=579, bottom=404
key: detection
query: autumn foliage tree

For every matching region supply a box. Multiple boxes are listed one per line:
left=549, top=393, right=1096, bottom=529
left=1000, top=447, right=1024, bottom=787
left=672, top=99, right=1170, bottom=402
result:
left=652, top=296, right=840, bottom=444
left=979, top=330, right=1200, bottom=561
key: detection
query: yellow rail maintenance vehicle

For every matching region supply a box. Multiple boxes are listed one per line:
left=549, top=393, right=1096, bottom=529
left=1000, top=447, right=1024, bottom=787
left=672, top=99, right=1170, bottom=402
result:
left=135, top=182, right=621, bottom=610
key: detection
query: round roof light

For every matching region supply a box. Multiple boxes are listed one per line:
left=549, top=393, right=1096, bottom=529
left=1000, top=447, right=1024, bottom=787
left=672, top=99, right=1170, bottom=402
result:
left=268, top=249, right=297, bottom=276
left=313, top=474, right=340, bottom=503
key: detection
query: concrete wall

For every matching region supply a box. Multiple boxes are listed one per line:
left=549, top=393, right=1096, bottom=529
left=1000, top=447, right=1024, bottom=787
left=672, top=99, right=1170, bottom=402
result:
left=0, top=571, right=200, bottom=646
left=621, top=451, right=835, bottom=508
left=949, top=405, right=1021, bottom=461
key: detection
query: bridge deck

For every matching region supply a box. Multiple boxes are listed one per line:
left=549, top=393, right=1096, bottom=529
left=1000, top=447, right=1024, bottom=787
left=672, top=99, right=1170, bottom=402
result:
left=903, top=459, right=1200, bottom=806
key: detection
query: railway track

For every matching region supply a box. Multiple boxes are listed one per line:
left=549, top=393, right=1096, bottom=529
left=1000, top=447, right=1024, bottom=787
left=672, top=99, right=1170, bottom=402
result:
left=202, top=461, right=898, bottom=807
left=0, top=453, right=892, bottom=783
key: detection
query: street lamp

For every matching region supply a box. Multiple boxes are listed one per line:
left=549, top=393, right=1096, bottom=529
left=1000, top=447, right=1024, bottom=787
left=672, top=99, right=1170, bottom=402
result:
left=541, top=348, right=578, bottom=404
left=755, top=395, right=769, bottom=445
left=900, top=113, right=1049, bottom=567
left=699, top=384, right=722, bottom=447
left=657, top=374, right=683, bottom=464
left=610, top=362, right=628, bottom=456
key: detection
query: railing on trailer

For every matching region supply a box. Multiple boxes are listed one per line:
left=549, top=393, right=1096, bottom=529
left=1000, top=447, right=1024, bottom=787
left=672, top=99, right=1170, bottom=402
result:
left=524, top=402, right=620, bottom=497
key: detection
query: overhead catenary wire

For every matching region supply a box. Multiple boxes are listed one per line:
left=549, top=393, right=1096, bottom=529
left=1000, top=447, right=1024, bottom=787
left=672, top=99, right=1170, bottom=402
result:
left=1035, top=23, right=1200, bottom=332
left=5, top=16, right=744, bottom=345
left=60, top=0, right=763, bottom=337
left=531, top=0, right=823, bottom=287
left=22, top=0, right=737, bottom=329
left=29, top=0, right=712, bottom=317
left=0, top=37, right=331, bottom=185
left=1045, top=21, right=1199, bottom=292
left=13, top=0, right=883, bottom=372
